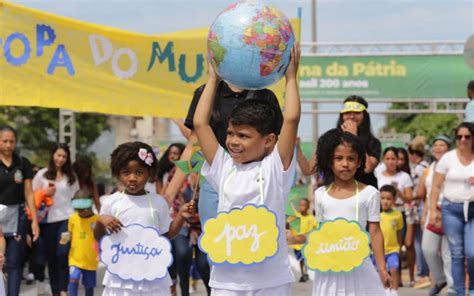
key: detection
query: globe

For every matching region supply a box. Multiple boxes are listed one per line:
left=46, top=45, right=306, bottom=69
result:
left=207, top=1, right=295, bottom=90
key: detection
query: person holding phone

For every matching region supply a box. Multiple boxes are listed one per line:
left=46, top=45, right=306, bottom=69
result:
left=33, top=144, right=79, bottom=296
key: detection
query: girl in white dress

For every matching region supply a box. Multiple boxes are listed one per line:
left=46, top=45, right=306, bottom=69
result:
left=93, top=142, right=194, bottom=296
left=291, top=128, right=391, bottom=296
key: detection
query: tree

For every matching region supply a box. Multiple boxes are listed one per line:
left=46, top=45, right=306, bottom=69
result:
left=386, top=103, right=461, bottom=143
left=0, top=107, right=109, bottom=166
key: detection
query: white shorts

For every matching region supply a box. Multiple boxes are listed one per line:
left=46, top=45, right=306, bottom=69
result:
left=211, top=283, right=292, bottom=296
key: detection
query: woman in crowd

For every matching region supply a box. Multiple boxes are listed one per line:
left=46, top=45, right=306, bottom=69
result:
left=397, top=148, right=411, bottom=175
left=155, top=143, right=186, bottom=195
left=33, top=143, right=79, bottom=296
left=429, top=122, right=474, bottom=296
left=297, top=96, right=381, bottom=188
left=419, top=135, right=455, bottom=295
left=0, top=125, right=39, bottom=296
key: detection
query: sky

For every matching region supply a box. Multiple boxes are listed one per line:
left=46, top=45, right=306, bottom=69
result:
left=10, top=0, right=474, bottom=141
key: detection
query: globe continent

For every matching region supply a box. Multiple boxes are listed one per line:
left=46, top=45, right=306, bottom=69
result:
left=208, top=1, right=295, bottom=90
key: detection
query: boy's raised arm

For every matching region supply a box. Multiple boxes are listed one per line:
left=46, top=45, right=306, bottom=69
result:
left=193, top=63, right=220, bottom=165
left=278, top=44, right=301, bottom=170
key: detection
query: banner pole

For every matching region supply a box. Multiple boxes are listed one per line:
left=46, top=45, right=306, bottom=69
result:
left=59, top=109, right=77, bottom=162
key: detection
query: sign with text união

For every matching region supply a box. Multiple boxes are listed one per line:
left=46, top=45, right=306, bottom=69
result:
left=303, top=218, right=371, bottom=273
left=100, top=224, right=172, bottom=281
left=299, top=55, right=473, bottom=100
left=199, top=204, right=279, bottom=265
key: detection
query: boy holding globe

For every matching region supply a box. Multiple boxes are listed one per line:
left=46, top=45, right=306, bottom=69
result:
left=194, top=44, right=300, bottom=295
left=185, top=79, right=283, bottom=228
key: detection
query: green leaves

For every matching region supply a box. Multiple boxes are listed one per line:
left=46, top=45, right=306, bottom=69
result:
left=0, top=107, right=109, bottom=165
left=387, top=103, right=460, bottom=143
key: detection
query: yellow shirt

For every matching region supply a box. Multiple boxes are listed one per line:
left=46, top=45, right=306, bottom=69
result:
left=289, top=212, right=317, bottom=251
left=68, top=212, right=99, bottom=271
left=380, top=209, right=404, bottom=255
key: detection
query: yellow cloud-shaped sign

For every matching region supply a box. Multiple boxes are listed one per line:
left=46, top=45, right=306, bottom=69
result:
left=199, top=204, right=279, bottom=265
left=303, top=218, right=371, bottom=273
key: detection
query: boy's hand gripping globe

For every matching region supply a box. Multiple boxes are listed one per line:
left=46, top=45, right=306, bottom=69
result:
left=207, top=1, right=295, bottom=90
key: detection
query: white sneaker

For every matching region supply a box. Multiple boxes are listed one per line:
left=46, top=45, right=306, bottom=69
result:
left=189, top=285, right=197, bottom=294
left=384, top=289, right=398, bottom=296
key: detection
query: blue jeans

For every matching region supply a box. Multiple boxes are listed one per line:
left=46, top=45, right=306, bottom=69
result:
left=174, top=234, right=210, bottom=296
left=442, top=199, right=474, bottom=295
left=4, top=207, right=27, bottom=296
left=32, top=234, right=47, bottom=282
left=415, top=223, right=430, bottom=277
left=42, top=220, right=71, bottom=295
left=198, top=181, right=219, bottom=226
left=68, top=266, right=95, bottom=296
left=5, top=236, right=25, bottom=296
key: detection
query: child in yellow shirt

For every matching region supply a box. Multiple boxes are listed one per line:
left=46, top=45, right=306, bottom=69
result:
left=288, top=198, right=317, bottom=282
left=377, top=185, right=404, bottom=295
left=66, top=189, right=99, bottom=296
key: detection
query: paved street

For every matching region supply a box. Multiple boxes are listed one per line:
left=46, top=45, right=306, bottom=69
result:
left=18, top=262, right=434, bottom=296
left=18, top=279, right=431, bottom=296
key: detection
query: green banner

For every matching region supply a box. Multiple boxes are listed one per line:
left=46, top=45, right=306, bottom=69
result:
left=300, top=55, right=473, bottom=100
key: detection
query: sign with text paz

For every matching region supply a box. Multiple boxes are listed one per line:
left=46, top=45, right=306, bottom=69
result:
left=299, top=55, right=473, bottom=100
left=303, top=218, right=371, bottom=273
left=100, top=224, right=173, bottom=281
left=0, top=1, right=300, bottom=117
left=199, top=204, right=279, bottom=266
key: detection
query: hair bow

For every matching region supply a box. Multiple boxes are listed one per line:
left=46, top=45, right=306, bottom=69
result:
left=138, top=148, right=154, bottom=166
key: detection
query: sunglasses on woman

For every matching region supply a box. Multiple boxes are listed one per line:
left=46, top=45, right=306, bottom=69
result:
left=456, top=134, right=472, bottom=140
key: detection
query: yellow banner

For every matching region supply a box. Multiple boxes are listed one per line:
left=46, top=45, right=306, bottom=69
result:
left=0, top=1, right=300, bottom=118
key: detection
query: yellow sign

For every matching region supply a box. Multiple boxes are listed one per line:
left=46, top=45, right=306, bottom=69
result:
left=303, top=218, right=371, bottom=273
left=199, top=204, right=279, bottom=265
left=0, top=1, right=300, bottom=118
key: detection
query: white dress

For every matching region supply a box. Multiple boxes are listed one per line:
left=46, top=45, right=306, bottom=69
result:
left=312, top=185, right=386, bottom=296
left=100, top=192, right=173, bottom=296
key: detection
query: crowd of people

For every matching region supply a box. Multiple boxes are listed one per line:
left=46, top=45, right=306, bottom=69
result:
left=0, top=46, right=472, bottom=296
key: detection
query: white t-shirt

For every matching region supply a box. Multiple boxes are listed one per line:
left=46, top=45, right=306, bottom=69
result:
left=374, top=163, right=386, bottom=178
left=376, top=170, right=413, bottom=208
left=201, top=145, right=296, bottom=291
left=32, top=168, right=79, bottom=223
left=436, top=150, right=474, bottom=203
left=314, top=185, right=380, bottom=229
left=145, top=182, right=157, bottom=195
left=100, top=191, right=173, bottom=291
